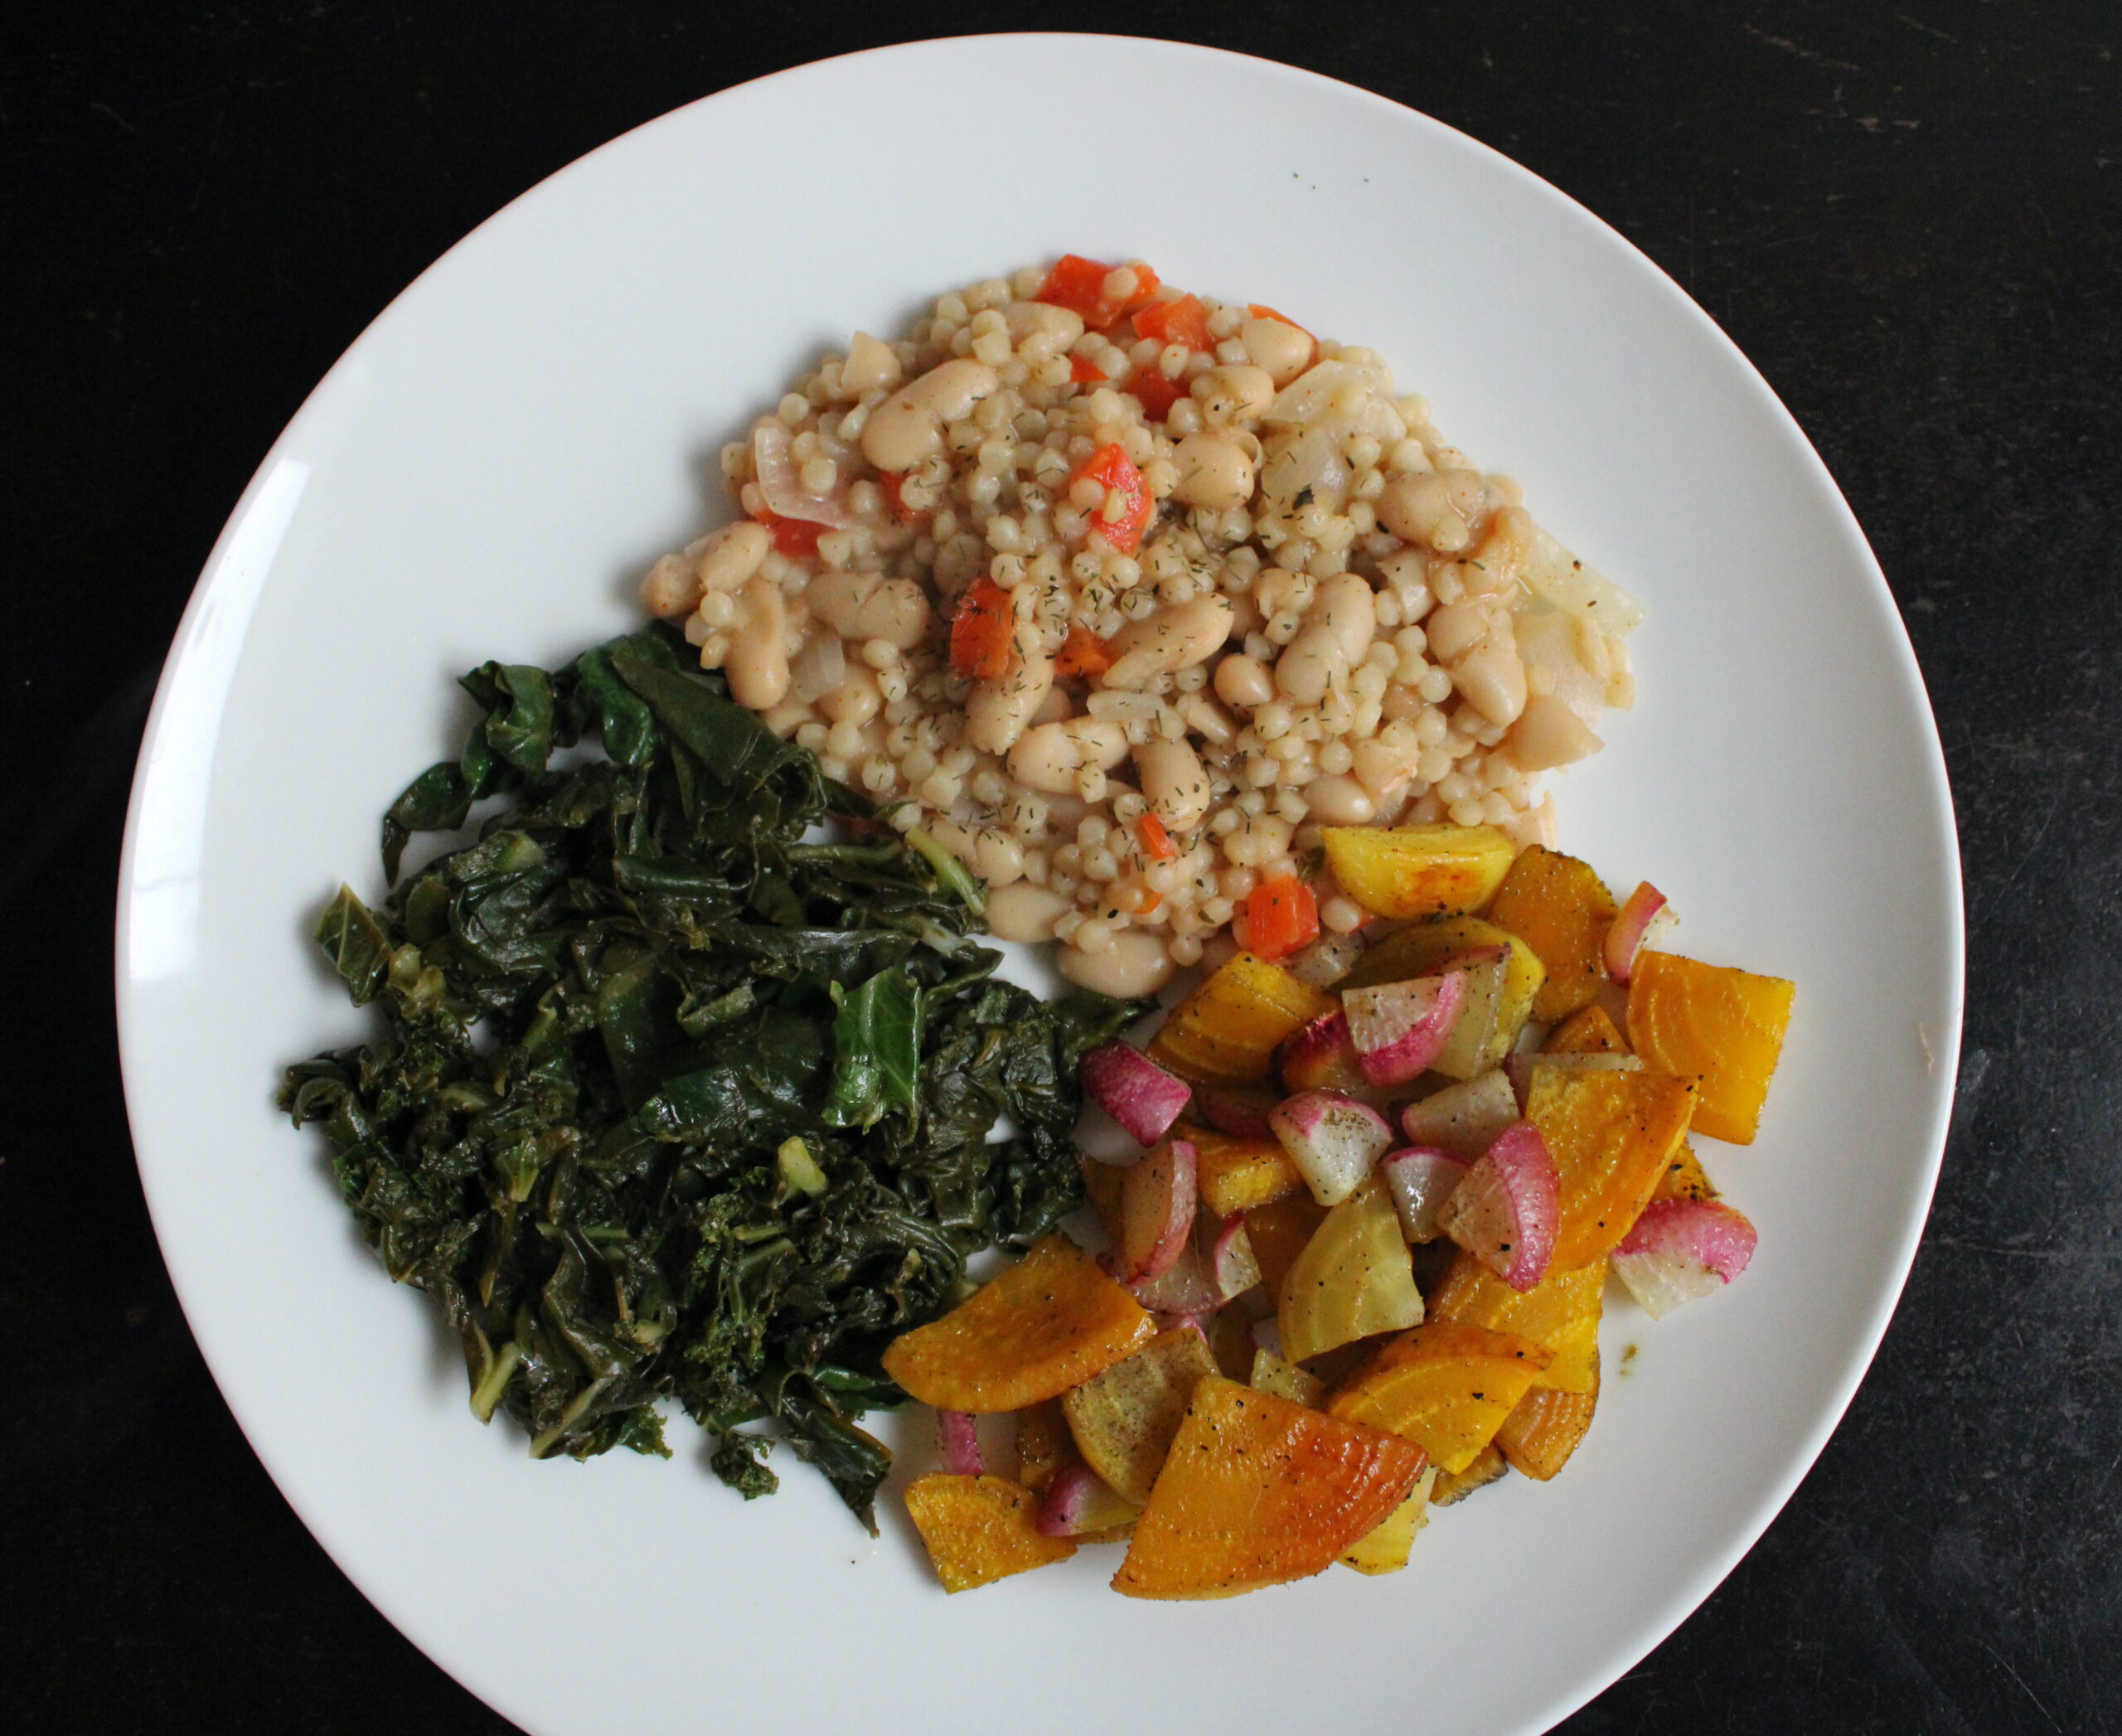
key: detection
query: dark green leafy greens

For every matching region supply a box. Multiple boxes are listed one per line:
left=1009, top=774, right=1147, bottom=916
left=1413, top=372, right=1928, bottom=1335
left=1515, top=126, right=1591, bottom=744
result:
left=282, top=625, right=1141, bottom=1530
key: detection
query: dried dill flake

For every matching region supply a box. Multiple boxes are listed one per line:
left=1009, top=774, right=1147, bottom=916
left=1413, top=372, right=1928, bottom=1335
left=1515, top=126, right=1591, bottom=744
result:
left=281, top=623, right=1141, bottom=1530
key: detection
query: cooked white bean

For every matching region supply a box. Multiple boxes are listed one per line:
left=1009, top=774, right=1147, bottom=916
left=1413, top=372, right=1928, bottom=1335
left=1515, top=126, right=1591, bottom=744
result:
left=639, top=553, right=697, bottom=619
left=860, top=394, right=940, bottom=471
left=1102, top=594, right=1236, bottom=688
left=1136, top=738, right=1210, bottom=832
left=1378, top=470, right=1470, bottom=552
left=1455, top=641, right=1529, bottom=728
left=841, top=330, right=903, bottom=395
left=1213, top=652, right=1276, bottom=710
left=1169, top=432, right=1257, bottom=512
left=695, top=521, right=772, bottom=593
left=1057, top=929, right=1176, bottom=998
left=905, top=358, right=1000, bottom=418
left=726, top=576, right=790, bottom=710
left=807, top=570, right=930, bottom=647
left=1002, top=301, right=1085, bottom=347
left=1502, top=694, right=1603, bottom=771
left=1240, top=316, right=1313, bottom=387
left=1303, top=773, right=1377, bottom=825
left=1274, top=576, right=1373, bottom=708
left=1007, top=717, right=1130, bottom=794
left=986, top=882, right=1073, bottom=942
left=1190, top=365, right=1275, bottom=425
left=975, top=831, right=1026, bottom=887
left=965, top=623, right=1054, bottom=754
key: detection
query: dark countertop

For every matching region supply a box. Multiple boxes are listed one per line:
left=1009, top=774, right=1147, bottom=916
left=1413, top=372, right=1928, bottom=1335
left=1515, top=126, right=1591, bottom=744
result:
left=4, top=5, right=2116, bottom=1731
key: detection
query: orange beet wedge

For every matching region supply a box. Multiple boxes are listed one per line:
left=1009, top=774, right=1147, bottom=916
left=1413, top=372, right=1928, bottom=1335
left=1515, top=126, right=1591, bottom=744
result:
left=1627, top=949, right=1795, bottom=1144
left=1328, top=1321, right=1553, bottom=1474
left=882, top=1234, right=1154, bottom=1413
left=1427, top=1250, right=1606, bottom=1394
left=1186, top=1123, right=1306, bottom=1217
left=1242, top=1191, right=1329, bottom=1294
left=904, top=1474, right=1076, bottom=1592
left=1524, top=1064, right=1698, bottom=1271
left=1489, top=845, right=1619, bottom=1023
left=1495, top=1370, right=1600, bottom=1481
left=1544, top=1000, right=1630, bottom=1055
left=1148, top=953, right=1334, bottom=1085
left=1651, top=1140, right=1719, bottom=1205
left=1112, top=1375, right=1426, bottom=1599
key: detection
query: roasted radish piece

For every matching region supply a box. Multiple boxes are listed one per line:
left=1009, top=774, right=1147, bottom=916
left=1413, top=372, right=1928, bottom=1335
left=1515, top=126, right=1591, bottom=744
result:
left=1187, top=1123, right=1306, bottom=1216
left=1078, top=1152, right=1126, bottom=1242
left=1063, top=1326, right=1221, bottom=1504
left=1277, top=1174, right=1425, bottom=1362
left=1015, top=1399, right=1074, bottom=1493
left=1342, top=915, right=1546, bottom=1047
left=1399, top=1070, right=1521, bottom=1159
left=1269, top=1090, right=1394, bottom=1206
left=1191, top=1084, right=1282, bottom=1139
left=883, top=1234, right=1155, bottom=1411
left=1340, top=1466, right=1437, bottom=1574
left=1495, top=1371, right=1598, bottom=1481
left=1603, top=880, right=1676, bottom=984
left=1035, top=1460, right=1143, bottom=1542
left=1205, top=1213, right=1263, bottom=1299
left=1612, top=1198, right=1757, bottom=1318
left=1320, top=822, right=1517, bottom=921
left=1380, top=1147, right=1471, bottom=1242
left=1627, top=949, right=1795, bottom=1145
left=1284, top=929, right=1368, bottom=990
left=937, top=1409, right=985, bottom=1477
left=1117, top=1137, right=1199, bottom=1283
left=1114, top=1240, right=1225, bottom=1317
left=1525, top=1065, right=1698, bottom=1270
left=1343, top=972, right=1470, bottom=1086
left=1428, top=1251, right=1607, bottom=1394
left=1147, top=951, right=1335, bottom=1085
left=1489, top=845, right=1619, bottom=1022
left=904, top=1473, right=1077, bottom=1592
left=1436, top=1122, right=1560, bottom=1292
left=1328, top=1321, right=1553, bottom=1473
left=1080, top=1041, right=1193, bottom=1145
left=1112, top=1375, right=1426, bottom=1598
left=1276, top=1008, right=1371, bottom=1093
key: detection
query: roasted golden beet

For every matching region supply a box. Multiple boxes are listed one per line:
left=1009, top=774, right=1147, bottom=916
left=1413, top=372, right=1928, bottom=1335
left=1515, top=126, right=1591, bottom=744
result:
left=1430, top=1439, right=1508, bottom=1506
left=1328, top=1320, right=1553, bottom=1474
left=1340, top=1467, right=1438, bottom=1574
left=1112, top=1375, right=1427, bottom=1599
left=1146, top=953, right=1335, bottom=1085
left=1243, top=1191, right=1330, bottom=1295
left=882, top=1234, right=1154, bottom=1412
left=1277, top=1174, right=1425, bottom=1363
left=904, top=1473, right=1076, bottom=1592
left=1495, top=1370, right=1600, bottom=1481
left=1545, top=1001, right=1630, bottom=1055
left=1427, top=1250, right=1606, bottom=1394
left=1651, top=1139, right=1719, bottom=1205
left=1015, top=1399, right=1074, bottom=1494
left=1186, top=1123, right=1307, bottom=1218
left=1523, top=1064, right=1698, bottom=1271
left=1320, top=823, right=1517, bottom=921
left=1063, top=1327, right=1220, bottom=1505
left=1628, top=949, right=1795, bottom=1144
left=1489, top=845, right=1619, bottom=1023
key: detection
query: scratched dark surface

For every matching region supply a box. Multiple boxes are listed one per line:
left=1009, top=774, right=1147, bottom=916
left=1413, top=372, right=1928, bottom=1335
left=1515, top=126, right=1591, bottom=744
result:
left=3, top=3, right=2115, bottom=1731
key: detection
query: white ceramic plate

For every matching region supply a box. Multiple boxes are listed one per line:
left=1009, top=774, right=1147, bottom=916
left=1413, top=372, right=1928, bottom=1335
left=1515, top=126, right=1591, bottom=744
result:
left=117, top=34, right=1962, bottom=1736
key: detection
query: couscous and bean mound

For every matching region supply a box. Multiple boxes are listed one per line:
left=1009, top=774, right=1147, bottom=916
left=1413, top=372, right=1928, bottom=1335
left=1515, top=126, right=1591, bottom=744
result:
left=641, top=256, right=1645, bottom=1001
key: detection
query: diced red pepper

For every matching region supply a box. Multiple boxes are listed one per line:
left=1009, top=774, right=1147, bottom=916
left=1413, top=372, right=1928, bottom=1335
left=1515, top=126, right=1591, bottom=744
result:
left=1069, top=354, right=1108, bottom=385
left=1133, top=293, right=1214, bottom=353
left=1128, top=369, right=1187, bottom=423
left=1233, top=875, right=1320, bottom=962
left=1054, top=623, right=1113, bottom=678
left=949, top=575, right=1015, bottom=681
left=1135, top=811, right=1177, bottom=862
left=750, top=508, right=823, bottom=558
left=1070, top=443, right=1152, bottom=554
left=1036, top=255, right=1163, bottom=329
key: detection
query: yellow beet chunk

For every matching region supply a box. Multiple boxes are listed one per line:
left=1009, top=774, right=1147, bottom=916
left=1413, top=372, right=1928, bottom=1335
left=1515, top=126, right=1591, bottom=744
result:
left=1249, top=1346, right=1326, bottom=1408
left=1321, top=822, right=1518, bottom=921
left=1546, top=1001, right=1630, bottom=1055
left=1015, top=1399, right=1074, bottom=1494
left=904, top=1473, right=1076, bottom=1592
left=1243, top=1191, right=1329, bottom=1295
left=1187, top=1123, right=1306, bottom=1217
left=1489, top=845, right=1619, bottom=1022
left=1431, top=1440, right=1507, bottom=1506
left=1147, top=952, right=1335, bottom=1085
left=1328, top=1321, right=1552, bottom=1474
left=1063, top=1327, right=1220, bottom=1505
left=1277, top=1174, right=1425, bottom=1363
left=1427, top=1250, right=1606, bottom=1394
left=1652, top=1139, right=1719, bottom=1205
left=1112, top=1375, right=1426, bottom=1599
left=1340, top=1466, right=1438, bottom=1574
left=1495, top=1368, right=1599, bottom=1481
left=882, top=1234, right=1154, bottom=1413
left=1628, top=949, right=1795, bottom=1144
left=1339, top=914, right=1545, bottom=1078
left=1078, top=1153, right=1126, bottom=1241
left=1525, top=1065, right=1698, bottom=1271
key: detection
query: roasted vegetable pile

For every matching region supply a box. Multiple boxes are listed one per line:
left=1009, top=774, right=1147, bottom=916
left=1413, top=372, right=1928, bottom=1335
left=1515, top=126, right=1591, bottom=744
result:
left=279, top=624, right=1139, bottom=1527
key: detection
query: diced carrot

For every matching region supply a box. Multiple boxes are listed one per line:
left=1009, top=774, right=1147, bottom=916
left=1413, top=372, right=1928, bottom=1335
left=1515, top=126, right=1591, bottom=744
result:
left=1134, top=293, right=1214, bottom=352
left=1137, top=890, right=1163, bottom=915
left=1069, top=354, right=1107, bottom=384
left=1233, top=875, right=1319, bottom=962
left=1135, top=811, right=1177, bottom=862
left=1128, top=370, right=1187, bottom=422
left=949, top=574, right=1015, bottom=681
left=1246, top=303, right=1314, bottom=341
left=1054, top=623, right=1113, bottom=677
left=1036, top=255, right=1162, bottom=328
left=1071, top=443, right=1152, bottom=553
left=749, top=508, right=822, bottom=557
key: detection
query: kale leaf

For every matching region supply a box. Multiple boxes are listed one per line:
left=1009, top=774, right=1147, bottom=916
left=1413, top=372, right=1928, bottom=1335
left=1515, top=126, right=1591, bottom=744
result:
left=283, top=623, right=1142, bottom=1530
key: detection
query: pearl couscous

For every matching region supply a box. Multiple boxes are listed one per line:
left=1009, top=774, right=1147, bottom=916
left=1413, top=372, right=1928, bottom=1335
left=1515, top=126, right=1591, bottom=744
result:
left=641, top=257, right=1643, bottom=1001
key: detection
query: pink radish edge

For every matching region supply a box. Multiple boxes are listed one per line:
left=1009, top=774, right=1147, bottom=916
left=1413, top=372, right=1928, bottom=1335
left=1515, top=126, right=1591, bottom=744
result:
left=1612, top=1198, right=1757, bottom=1319
left=936, top=1409, right=983, bottom=1477
left=1080, top=1040, right=1192, bottom=1145
left=1379, top=1146, right=1472, bottom=1242
left=1604, top=881, right=1674, bottom=984
left=1344, top=971, right=1470, bottom=1086
left=1439, top=1120, right=1559, bottom=1291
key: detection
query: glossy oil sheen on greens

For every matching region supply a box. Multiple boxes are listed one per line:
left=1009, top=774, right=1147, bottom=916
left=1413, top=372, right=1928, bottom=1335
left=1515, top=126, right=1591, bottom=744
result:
left=281, top=624, right=1141, bottom=1529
